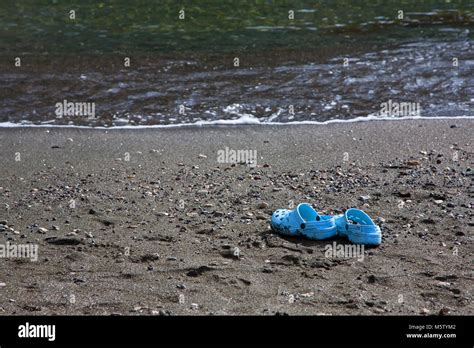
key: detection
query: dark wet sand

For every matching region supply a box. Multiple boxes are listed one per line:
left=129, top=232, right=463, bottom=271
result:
left=0, top=119, right=472, bottom=315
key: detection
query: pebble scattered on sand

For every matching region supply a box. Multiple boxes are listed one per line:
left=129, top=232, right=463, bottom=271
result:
left=359, top=195, right=371, bottom=202
left=406, top=160, right=421, bottom=166
left=0, top=125, right=471, bottom=315
left=221, top=246, right=240, bottom=259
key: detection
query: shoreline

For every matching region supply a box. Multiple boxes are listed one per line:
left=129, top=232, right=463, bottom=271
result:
left=0, top=115, right=472, bottom=130
left=0, top=119, right=472, bottom=315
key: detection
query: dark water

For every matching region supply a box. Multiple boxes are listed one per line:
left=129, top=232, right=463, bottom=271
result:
left=1, top=0, right=473, bottom=126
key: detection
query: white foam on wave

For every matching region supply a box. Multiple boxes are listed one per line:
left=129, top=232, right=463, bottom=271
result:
left=0, top=115, right=472, bottom=130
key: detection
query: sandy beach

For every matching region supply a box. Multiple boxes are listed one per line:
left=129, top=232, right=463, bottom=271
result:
left=0, top=119, right=472, bottom=315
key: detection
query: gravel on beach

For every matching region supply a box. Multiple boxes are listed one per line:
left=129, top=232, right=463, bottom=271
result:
left=0, top=119, right=472, bottom=315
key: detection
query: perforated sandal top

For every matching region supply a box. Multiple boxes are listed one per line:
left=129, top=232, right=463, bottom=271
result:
left=271, top=203, right=337, bottom=240
left=335, top=208, right=382, bottom=246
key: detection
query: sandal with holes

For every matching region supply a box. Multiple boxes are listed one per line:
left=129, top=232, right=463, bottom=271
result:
left=335, top=208, right=381, bottom=246
left=271, top=203, right=337, bottom=240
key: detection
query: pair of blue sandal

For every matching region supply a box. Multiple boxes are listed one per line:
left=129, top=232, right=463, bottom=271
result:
left=271, top=203, right=381, bottom=246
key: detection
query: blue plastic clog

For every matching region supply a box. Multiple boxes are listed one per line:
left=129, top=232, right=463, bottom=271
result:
left=271, top=203, right=337, bottom=240
left=335, top=208, right=382, bottom=246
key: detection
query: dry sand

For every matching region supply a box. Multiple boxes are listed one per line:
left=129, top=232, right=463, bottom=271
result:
left=0, top=119, right=472, bottom=315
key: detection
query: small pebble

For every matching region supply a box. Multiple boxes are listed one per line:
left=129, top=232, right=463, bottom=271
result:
left=221, top=246, right=240, bottom=259
left=359, top=195, right=371, bottom=202
left=406, top=160, right=421, bottom=166
left=439, top=307, right=450, bottom=316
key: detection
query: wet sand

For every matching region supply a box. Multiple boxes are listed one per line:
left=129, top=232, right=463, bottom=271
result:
left=0, top=118, right=472, bottom=315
